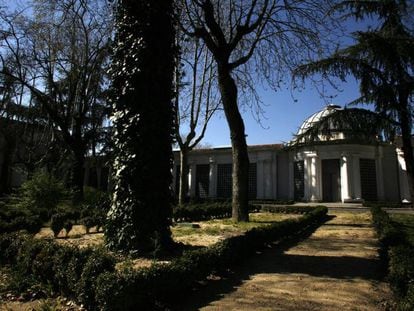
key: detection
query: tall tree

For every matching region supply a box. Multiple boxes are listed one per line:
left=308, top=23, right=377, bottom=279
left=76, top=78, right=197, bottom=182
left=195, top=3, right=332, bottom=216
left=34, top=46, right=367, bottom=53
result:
left=295, top=0, right=414, bottom=202
left=175, top=37, right=220, bottom=205
left=180, top=0, right=338, bottom=221
left=0, top=0, right=112, bottom=200
left=105, top=0, right=176, bottom=253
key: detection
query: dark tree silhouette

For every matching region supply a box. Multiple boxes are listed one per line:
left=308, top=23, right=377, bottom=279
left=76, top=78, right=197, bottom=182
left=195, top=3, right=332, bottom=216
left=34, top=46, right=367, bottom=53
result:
left=105, top=0, right=176, bottom=253
left=0, top=0, right=112, bottom=200
left=295, top=0, right=414, bottom=202
left=179, top=0, right=338, bottom=221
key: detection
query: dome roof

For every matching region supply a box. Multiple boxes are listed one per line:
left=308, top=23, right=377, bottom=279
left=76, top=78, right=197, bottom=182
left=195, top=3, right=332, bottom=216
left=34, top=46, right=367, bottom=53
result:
left=296, top=104, right=342, bottom=136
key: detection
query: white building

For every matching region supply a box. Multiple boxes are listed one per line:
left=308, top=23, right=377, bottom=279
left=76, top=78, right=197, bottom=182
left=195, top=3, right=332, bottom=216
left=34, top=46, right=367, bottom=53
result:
left=173, top=105, right=411, bottom=203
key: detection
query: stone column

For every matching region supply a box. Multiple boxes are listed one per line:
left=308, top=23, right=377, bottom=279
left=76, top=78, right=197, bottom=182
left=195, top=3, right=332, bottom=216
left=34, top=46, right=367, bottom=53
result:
left=352, top=156, right=362, bottom=200
left=288, top=154, right=295, bottom=200
left=341, top=154, right=352, bottom=202
left=209, top=157, right=217, bottom=198
left=304, top=152, right=320, bottom=202
left=309, top=156, right=321, bottom=202
left=189, top=162, right=196, bottom=198
left=257, top=160, right=264, bottom=199
left=397, top=149, right=411, bottom=202
left=375, top=147, right=385, bottom=201
left=272, top=154, right=278, bottom=199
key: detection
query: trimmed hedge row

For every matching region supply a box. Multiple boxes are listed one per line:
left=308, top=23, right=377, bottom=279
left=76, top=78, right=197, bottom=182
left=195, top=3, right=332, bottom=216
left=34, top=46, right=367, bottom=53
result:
left=370, top=206, right=414, bottom=310
left=173, top=202, right=259, bottom=222
left=96, top=206, right=328, bottom=310
left=260, top=205, right=318, bottom=214
left=0, top=214, right=43, bottom=234
left=0, top=207, right=327, bottom=310
left=250, top=199, right=294, bottom=205
left=0, top=233, right=115, bottom=309
left=173, top=202, right=310, bottom=223
left=364, top=201, right=405, bottom=209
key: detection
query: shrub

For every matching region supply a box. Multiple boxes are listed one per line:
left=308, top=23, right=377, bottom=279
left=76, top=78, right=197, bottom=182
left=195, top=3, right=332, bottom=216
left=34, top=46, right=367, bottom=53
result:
left=13, top=172, right=69, bottom=222
left=0, top=207, right=327, bottom=311
left=0, top=232, right=29, bottom=265
left=371, top=206, right=414, bottom=310
left=51, top=214, right=66, bottom=237
left=82, top=216, right=96, bottom=234
left=363, top=201, right=404, bottom=209
left=173, top=202, right=258, bottom=222
left=261, top=205, right=319, bottom=214
left=96, top=206, right=328, bottom=310
left=64, top=221, right=74, bottom=237
left=77, top=248, right=116, bottom=309
left=388, top=245, right=414, bottom=298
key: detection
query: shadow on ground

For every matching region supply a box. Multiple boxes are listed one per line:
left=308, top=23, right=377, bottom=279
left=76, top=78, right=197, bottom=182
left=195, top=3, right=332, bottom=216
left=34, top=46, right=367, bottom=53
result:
left=170, top=216, right=337, bottom=310
left=171, top=214, right=389, bottom=311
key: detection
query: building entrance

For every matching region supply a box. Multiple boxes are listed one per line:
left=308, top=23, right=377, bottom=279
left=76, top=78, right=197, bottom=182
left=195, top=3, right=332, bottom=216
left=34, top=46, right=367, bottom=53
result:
left=322, top=159, right=341, bottom=202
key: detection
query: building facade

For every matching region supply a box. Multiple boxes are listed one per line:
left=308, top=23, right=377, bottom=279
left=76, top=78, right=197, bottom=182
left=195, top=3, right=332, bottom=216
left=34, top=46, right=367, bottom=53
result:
left=173, top=105, right=411, bottom=203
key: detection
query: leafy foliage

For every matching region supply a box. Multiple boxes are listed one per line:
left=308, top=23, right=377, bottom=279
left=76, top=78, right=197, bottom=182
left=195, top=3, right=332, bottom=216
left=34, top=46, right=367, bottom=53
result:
left=105, top=0, right=176, bottom=253
left=290, top=107, right=395, bottom=146
left=294, top=0, right=414, bottom=199
left=370, top=206, right=414, bottom=309
left=13, top=172, right=69, bottom=222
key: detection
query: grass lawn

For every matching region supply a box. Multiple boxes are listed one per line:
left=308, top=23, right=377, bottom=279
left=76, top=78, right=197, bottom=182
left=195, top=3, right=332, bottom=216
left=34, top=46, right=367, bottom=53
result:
left=172, top=212, right=300, bottom=247
left=390, top=213, right=414, bottom=245
left=34, top=212, right=301, bottom=249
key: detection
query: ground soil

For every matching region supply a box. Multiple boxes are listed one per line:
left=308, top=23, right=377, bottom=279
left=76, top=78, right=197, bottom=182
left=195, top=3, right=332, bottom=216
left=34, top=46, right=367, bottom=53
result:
left=175, top=211, right=394, bottom=311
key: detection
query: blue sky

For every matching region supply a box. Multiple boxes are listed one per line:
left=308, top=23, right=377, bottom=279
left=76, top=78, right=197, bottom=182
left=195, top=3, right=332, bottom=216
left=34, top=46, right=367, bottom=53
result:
left=200, top=15, right=380, bottom=147
left=202, top=76, right=363, bottom=147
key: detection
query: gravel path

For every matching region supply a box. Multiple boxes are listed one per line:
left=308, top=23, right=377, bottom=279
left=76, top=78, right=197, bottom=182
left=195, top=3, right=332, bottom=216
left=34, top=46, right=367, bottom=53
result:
left=178, top=211, right=393, bottom=311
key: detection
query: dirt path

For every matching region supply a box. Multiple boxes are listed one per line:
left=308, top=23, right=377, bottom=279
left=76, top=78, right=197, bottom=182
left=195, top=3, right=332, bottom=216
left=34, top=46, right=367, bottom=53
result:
left=178, top=211, right=393, bottom=311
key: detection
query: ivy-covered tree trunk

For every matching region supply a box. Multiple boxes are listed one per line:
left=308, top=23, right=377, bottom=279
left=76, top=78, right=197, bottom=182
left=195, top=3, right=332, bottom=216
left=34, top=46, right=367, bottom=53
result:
left=105, top=0, right=175, bottom=253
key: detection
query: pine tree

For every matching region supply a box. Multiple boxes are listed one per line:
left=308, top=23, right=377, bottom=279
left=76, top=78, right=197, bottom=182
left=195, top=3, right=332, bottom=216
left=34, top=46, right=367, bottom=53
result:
left=295, top=0, right=414, bottom=202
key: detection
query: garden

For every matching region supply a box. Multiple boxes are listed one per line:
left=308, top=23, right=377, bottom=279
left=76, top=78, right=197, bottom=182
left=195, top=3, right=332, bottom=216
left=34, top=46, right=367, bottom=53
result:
left=0, top=172, right=329, bottom=310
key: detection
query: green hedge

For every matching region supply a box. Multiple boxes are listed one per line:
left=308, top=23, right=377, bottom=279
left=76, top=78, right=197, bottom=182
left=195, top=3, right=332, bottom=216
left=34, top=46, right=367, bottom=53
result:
left=96, top=206, right=327, bottom=310
left=370, top=206, right=414, bottom=310
left=173, top=202, right=259, bottom=222
left=250, top=199, right=295, bottom=205
left=173, top=202, right=309, bottom=223
left=261, top=205, right=319, bottom=214
left=364, top=201, right=405, bottom=209
left=0, top=207, right=327, bottom=310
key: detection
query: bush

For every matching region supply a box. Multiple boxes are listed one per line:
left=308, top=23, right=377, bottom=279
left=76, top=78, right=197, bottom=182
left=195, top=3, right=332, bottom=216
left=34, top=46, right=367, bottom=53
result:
left=77, top=248, right=116, bottom=309
left=64, top=221, right=73, bottom=237
left=0, top=214, right=43, bottom=234
left=363, top=201, right=404, bottom=209
left=371, top=206, right=414, bottom=310
left=0, top=232, right=29, bottom=265
left=388, top=245, right=414, bottom=298
left=13, top=172, right=69, bottom=222
left=0, top=207, right=327, bottom=311
left=80, top=189, right=110, bottom=233
left=261, top=205, right=319, bottom=214
left=0, top=232, right=115, bottom=306
left=96, top=206, right=328, bottom=310
left=51, top=214, right=66, bottom=237
left=173, top=202, right=258, bottom=222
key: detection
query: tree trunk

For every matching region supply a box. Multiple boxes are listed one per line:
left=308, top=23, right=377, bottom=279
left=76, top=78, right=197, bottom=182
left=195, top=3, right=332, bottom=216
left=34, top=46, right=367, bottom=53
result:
left=0, top=139, right=14, bottom=195
left=398, top=97, right=414, bottom=204
left=217, top=64, right=249, bottom=222
left=72, top=147, right=85, bottom=202
left=178, top=148, right=189, bottom=206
